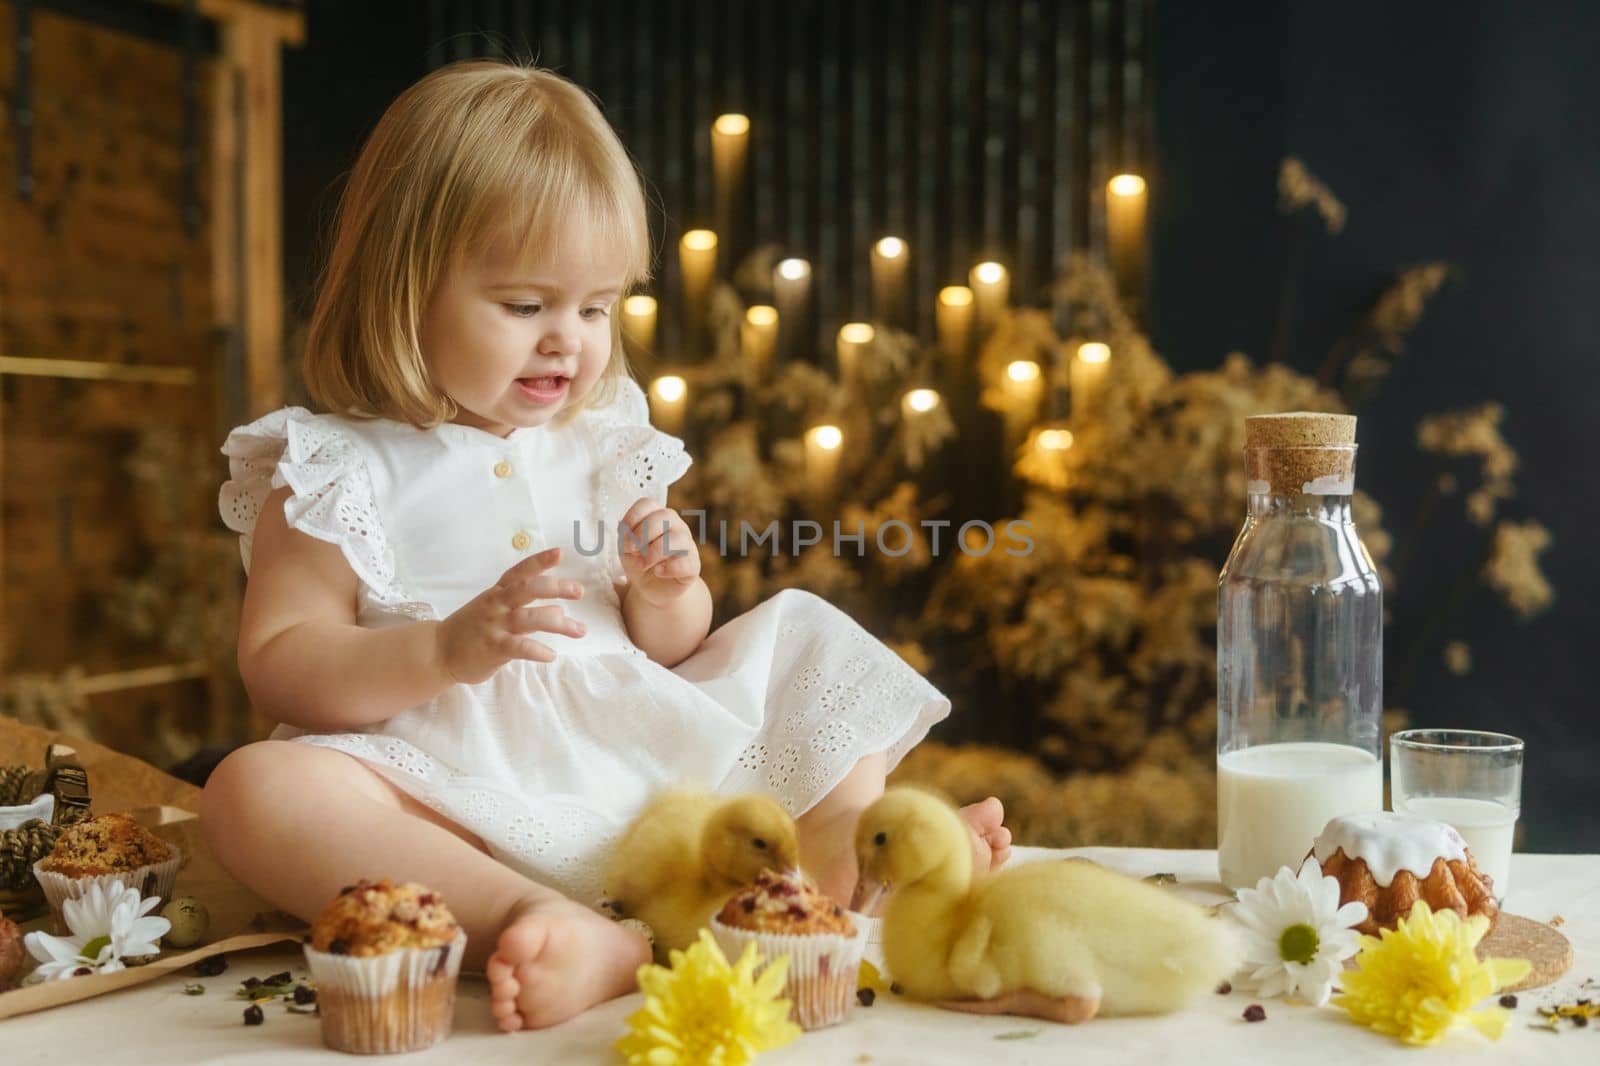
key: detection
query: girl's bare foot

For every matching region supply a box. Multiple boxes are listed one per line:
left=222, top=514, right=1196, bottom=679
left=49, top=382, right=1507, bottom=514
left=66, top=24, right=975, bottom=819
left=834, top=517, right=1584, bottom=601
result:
left=485, top=896, right=651, bottom=1031
left=959, top=797, right=1012, bottom=875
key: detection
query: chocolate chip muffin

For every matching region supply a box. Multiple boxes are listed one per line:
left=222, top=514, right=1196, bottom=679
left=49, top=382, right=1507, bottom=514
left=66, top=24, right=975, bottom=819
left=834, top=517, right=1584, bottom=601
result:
left=302, top=879, right=466, bottom=1054
left=711, top=870, right=866, bottom=1030
left=32, top=813, right=183, bottom=931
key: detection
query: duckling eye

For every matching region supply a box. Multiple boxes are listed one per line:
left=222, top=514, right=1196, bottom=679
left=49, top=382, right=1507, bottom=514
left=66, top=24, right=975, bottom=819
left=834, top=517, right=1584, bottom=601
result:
left=752, top=838, right=768, bottom=850
left=873, top=831, right=887, bottom=846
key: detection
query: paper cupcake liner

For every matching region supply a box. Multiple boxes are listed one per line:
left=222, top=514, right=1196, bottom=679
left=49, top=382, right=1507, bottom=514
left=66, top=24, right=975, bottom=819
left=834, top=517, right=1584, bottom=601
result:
left=303, top=932, right=466, bottom=1054
left=710, top=917, right=866, bottom=1030
left=33, top=847, right=183, bottom=935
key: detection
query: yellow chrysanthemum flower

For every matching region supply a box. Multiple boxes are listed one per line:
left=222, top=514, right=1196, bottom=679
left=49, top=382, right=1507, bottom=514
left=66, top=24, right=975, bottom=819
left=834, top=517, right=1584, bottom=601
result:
left=1333, top=901, right=1532, bottom=1046
left=616, top=929, right=801, bottom=1065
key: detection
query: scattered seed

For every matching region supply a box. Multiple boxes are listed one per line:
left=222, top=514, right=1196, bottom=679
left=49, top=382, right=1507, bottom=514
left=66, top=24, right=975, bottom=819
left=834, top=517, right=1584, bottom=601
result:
left=265, top=971, right=292, bottom=986
left=1243, top=1004, right=1266, bottom=1023
left=293, top=985, right=317, bottom=1005
left=1500, top=994, right=1519, bottom=1009
left=243, top=977, right=261, bottom=989
left=890, top=982, right=904, bottom=995
left=857, top=987, right=876, bottom=1007
left=1575, top=1015, right=1589, bottom=1029
left=183, top=984, right=204, bottom=996
left=1216, top=981, right=1233, bottom=995
left=1551, top=915, right=1567, bottom=928
left=243, top=1005, right=264, bottom=1026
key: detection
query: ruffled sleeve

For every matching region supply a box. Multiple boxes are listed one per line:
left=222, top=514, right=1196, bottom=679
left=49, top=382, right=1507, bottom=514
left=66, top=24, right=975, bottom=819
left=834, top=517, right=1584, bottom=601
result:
left=218, top=407, right=425, bottom=614
left=594, top=377, right=693, bottom=510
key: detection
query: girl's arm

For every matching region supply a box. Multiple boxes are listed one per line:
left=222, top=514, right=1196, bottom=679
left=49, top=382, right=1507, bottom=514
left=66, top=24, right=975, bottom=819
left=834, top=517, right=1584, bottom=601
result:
left=616, top=497, right=713, bottom=668
left=620, top=575, right=713, bottom=669
left=237, top=487, right=455, bottom=731
left=240, top=487, right=586, bottom=732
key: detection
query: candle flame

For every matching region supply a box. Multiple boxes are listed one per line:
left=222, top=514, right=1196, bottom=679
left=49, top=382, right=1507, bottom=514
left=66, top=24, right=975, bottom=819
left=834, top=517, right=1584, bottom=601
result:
left=809, top=425, right=843, bottom=450
left=681, top=229, right=718, bottom=252
left=839, top=322, right=875, bottom=345
left=1038, top=428, right=1074, bottom=451
left=1077, top=342, right=1111, bottom=365
left=875, top=236, right=906, bottom=259
left=622, top=294, right=657, bottom=316
left=1006, top=360, right=1041, bottom=382
left=905, top=388, right=940, bottom=413
left=713, top=113, right=750, bottom=136
left=745, top=305, right=778, bottom=327
left=777, top=258, right=811, bottom=281
left=973, top=261, right=1006, bottom=285
left=1109, top=173, right=1147, bottom=197
left=651, top=375, right=687, bottom=403
left=938, top=285, right=973, bottom=307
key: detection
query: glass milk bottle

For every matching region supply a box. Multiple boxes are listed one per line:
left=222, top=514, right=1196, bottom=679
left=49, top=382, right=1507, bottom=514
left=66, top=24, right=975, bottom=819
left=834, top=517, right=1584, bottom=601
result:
left=1217, top=413, right=1384, bottom=890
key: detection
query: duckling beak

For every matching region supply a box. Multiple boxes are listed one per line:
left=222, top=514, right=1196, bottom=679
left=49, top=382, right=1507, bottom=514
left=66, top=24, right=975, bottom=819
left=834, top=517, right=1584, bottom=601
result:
left=849, top=876, right=889, bottom=916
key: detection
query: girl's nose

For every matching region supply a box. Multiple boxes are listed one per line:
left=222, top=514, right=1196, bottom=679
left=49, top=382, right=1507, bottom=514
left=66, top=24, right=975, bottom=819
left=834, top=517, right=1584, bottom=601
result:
left=536, top=322, right=580, bottom=356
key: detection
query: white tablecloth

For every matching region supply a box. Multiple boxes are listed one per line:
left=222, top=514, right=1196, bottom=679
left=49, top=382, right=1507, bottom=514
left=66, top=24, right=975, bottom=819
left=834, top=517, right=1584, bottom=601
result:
left=3, top=848, right=1595, bottom=1064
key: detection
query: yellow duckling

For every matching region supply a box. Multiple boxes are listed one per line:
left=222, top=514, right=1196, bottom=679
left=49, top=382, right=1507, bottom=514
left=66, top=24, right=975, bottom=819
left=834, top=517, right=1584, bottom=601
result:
left=853, top=787, right=1239, bottom=1023
left=604, top=790, right=802, bottom=961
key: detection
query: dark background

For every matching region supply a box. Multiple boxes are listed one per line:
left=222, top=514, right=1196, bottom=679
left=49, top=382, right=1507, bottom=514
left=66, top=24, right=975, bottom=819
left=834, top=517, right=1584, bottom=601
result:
left=279, top=1, right=1597, bottom=850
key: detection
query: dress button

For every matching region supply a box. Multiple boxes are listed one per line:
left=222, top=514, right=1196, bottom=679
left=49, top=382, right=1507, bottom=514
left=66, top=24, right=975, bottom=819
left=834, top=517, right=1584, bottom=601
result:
left=511, top=531, right=533, bottom=552
left=494, top=460, right=514, bottom=479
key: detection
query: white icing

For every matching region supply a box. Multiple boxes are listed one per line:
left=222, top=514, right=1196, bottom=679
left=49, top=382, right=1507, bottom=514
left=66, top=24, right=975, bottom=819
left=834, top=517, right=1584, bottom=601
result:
left=1312, top=811, right=1469, bottom=888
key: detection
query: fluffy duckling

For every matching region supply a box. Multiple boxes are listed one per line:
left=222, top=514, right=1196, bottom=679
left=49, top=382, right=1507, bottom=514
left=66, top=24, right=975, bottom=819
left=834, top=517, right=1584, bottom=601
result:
left=853, top=787, right=1238, bottom=1023
left=604, top=790, right=802, bottom=960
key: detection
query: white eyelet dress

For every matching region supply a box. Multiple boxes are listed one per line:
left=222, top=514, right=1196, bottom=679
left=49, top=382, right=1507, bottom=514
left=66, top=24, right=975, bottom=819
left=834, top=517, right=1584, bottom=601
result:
left=218, top=378, right=950, bottom=903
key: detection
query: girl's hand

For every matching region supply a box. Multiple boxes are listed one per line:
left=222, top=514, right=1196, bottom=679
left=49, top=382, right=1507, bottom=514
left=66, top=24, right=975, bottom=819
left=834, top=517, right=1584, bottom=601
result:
left=618, top=498, right=701, bottom=606
left=434, top=547, right=585, bottom=684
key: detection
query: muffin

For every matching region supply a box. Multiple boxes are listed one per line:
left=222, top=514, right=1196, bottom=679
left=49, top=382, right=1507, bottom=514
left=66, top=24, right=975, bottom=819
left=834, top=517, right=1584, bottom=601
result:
left=710, top=870, right=866, bottom=1030
left=32, top=813, right=182, bottom=932
left=303, top=879, right=466, bottom=1054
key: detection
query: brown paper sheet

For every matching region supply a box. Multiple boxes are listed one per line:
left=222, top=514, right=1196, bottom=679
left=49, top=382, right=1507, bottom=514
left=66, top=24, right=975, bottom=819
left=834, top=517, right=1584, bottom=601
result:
left=1, top=715, right=308, bottom=1019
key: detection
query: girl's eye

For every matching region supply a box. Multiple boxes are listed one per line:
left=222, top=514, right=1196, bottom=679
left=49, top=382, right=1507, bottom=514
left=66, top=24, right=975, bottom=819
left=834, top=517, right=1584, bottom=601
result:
left=581, top=306, right=611, bottom=320
left=504, top=303, right=540, bottom=317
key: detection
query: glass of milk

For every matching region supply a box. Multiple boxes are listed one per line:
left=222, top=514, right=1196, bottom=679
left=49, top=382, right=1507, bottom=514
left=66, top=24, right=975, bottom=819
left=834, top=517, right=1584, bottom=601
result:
left=1390, top=729, right=1523, bottom=902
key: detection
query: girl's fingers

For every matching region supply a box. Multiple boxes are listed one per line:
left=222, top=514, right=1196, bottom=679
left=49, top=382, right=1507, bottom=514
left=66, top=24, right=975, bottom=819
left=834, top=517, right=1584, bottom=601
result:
left=503, top=634, right=557, bottom=663
left=498, top=547, right=562, bottom=586
left=639, top=524, right=693, bottom=569
left=509, top=604, right=586, bottom=637
left=498, top=574, right=583, bottom=606
left=619, top=498, right=658, bottom=535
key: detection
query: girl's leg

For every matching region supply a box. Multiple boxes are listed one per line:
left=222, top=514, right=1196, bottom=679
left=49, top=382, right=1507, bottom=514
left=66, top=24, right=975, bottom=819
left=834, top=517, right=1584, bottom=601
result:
left=796, top=751, right=1014, bottom=905
left=200, top=740, right=648, bottom=1030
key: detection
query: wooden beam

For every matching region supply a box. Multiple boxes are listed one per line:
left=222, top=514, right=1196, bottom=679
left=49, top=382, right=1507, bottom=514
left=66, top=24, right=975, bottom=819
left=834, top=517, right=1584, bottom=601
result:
left=222, top=6, right=289, bottom=417
left=146, top=0, right=307, bottom=47
left=0, top=356, right=199, bottom=386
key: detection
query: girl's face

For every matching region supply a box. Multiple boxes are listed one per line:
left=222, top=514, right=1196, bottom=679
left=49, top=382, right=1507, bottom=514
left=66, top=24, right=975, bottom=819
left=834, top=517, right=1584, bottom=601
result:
left=421, top=227, right=626, bottom=437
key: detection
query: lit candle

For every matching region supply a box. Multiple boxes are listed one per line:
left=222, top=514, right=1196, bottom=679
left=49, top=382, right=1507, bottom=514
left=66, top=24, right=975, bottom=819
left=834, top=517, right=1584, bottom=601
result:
left=836, top=322, right=875, bottom=388
left=969, top=260, right=1010, bottom=338
left=741, top=304, right=779, bottom=381
left=804, top=423, right=844, bottom=510
left=1037, top=427, right=1075, bottom=452
left=620, top=294, right=658, bottom=360
left=1106, top=174, right=1147, bottom=304
left=903, top=387, right=941, bottom=418
left=1001, top=359, right=1044, bottom=453
left=773, top=257, right=812, bottom=362
left=649, top=374, right=688, bottom=436
left=679, top=229, right=718, bottom=340
left=871, top=236, right=909, bottom=325
left=712, top=114, right=750, bottom=249
left=936, top=285, right=974, bottom=361
left=1071, top=341, right=1112, bottom=416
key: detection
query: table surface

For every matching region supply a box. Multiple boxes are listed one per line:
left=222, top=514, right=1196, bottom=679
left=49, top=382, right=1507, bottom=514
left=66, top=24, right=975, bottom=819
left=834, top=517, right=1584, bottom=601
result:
left=3, top=847, right=1596, bottom=1065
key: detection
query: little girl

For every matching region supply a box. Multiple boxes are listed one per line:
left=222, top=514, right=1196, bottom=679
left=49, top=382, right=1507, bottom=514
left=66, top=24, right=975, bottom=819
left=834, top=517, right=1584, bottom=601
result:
left=205, top=60, right=1010, bottom=1031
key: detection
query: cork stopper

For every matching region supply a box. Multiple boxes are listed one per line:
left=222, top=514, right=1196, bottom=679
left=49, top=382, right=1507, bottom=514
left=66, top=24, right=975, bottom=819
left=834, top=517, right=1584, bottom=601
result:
left=1244, top=412, right=1358, bottom=495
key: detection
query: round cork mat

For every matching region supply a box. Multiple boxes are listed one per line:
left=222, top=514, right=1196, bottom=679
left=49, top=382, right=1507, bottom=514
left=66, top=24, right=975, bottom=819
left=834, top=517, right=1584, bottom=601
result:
left=1479, top=912, right=1572, bottom=992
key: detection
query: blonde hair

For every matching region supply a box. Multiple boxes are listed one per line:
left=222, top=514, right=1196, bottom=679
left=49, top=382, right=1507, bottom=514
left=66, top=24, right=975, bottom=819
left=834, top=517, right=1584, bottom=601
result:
left=304, top=61, right=652, bottom=427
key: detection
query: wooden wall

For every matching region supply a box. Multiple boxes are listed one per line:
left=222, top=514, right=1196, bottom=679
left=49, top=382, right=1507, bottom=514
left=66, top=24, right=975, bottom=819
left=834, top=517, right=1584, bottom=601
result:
left=0, top=3, right=228, bottom=763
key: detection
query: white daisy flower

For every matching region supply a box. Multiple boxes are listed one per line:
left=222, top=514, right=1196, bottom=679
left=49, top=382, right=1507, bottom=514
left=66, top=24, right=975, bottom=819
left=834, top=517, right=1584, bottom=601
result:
left=1227, top=861, right=1368, bottom=1006
left=23, top=880, right=171, bottom=981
